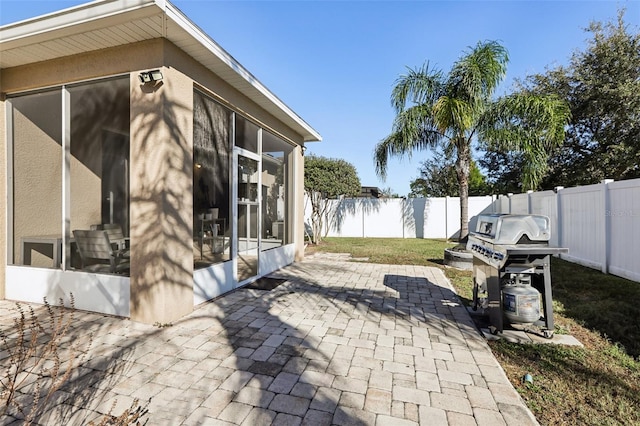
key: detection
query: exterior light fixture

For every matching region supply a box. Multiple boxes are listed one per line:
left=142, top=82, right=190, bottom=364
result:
left=138, top=70, right=163, bottom=83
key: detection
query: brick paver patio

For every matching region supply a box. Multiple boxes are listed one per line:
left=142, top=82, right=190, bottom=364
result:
left=1, top=252, right=538, bottom=425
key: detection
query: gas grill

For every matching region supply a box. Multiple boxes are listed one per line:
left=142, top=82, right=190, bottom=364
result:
left=466, top=214, right=568, bottom=338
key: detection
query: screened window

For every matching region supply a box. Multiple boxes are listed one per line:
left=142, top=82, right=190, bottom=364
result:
left=261, top=131, right=294, bottom=250
left=193, top=90, right=232, bottom=268
left=235, top=115, right=259, bottom=153
left=9, top=76, right=131, bottom=275
left=68, top=77, right=130, bottom=274
left=10, top=90, right=63, bottom=268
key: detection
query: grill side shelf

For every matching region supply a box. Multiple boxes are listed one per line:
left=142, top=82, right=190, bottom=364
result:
left=504, top=246, right=569, bottom=256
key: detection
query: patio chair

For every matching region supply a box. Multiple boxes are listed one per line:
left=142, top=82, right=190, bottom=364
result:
left=73, top=229, right=130, bottom=274
left=90, top=223, right=128, bottom=251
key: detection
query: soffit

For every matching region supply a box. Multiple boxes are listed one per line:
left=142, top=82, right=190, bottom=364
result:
left=0, top=0, right=321, bottom=142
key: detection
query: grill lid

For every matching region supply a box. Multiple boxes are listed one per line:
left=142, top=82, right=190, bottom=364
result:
left=473, top=214, right=551, bottom=245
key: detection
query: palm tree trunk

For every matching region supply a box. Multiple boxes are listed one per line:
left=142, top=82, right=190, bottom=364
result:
left=455, top=142, right=471, bottom=244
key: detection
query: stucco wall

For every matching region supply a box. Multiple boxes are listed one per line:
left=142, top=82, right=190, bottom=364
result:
left=129, top=67, right=194, bottom=324
left=162, top=41, right=306, bottom=147
left=0, top=39, right=164, bottom=94
left=1, top=39, right=308, bottom=150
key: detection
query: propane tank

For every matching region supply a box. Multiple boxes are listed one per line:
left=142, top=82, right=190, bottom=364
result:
left=502, top=282, right=540, bottom=324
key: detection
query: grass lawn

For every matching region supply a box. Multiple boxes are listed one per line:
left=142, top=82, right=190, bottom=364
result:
left=306, top=237, right=640, bottom=425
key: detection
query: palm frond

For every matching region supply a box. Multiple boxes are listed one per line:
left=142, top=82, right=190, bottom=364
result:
left=432, top=96, right=474, bottom=135
left=373, top=134, right=396, bottom=180
left=391, top=63, right=445, bottom=113
left=374, top=104, right=445, bottom=179
left=448, top=41, right=509, bottom=110
left=392, top=104, right=429, bottom=140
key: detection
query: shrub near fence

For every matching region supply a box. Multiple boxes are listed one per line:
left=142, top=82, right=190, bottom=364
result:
left=304, top=177, right=640, bottom=283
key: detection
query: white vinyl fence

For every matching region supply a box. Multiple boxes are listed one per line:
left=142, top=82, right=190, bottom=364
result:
left=304, top=177, right=640, bottom=283
left=495, top=178, right=640, bottom=283
left=304, top=196, right=497, bottom=240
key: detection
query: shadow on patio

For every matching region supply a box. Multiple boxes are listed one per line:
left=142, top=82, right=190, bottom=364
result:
left=1, top=255, right=479, bottom=424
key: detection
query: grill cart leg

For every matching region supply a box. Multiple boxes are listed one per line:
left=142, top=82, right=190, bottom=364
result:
left=487, top=270, right=503, bottom=334
left=541, top=255, right=555, bottom=338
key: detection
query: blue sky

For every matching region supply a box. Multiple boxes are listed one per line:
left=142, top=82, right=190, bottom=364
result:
left=2, top=0, right=638, bottom=195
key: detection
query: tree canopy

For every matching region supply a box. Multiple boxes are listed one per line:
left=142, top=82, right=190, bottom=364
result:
left=482, top=9, right=640, bottom=189
left=304, top=155, right=361, bottom=198
left=304, top=155, right=361, bottom=244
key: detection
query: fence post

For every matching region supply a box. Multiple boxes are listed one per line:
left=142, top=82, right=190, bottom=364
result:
left=403, top=198, right=408, bottom=239
left=527, top=190, right=533, bottom=214
left=361, top=199, right=365, bottom=238
left=507, top=193, right=513, bottom=214
left=602, top=179, right=613, bottom=274
left=445, top=196, right=449, bottom=240
left=554, top=186, right=564, bottom=251
left=497, top=194, right=506, bottom=213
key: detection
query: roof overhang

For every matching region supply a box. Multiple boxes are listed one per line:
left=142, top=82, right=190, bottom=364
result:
left=0, top=0, right=321, bottom=142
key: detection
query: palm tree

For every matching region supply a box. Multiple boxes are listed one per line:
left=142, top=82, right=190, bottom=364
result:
left=375, top=40, right=570, bottom=242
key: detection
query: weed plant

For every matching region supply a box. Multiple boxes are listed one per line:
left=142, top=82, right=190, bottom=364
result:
left=0, top=296, right=148, bottom=425
left=0, top=296, right=86, bottom=422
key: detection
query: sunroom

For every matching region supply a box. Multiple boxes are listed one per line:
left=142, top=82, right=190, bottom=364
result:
left=0, top=0, right=321, bottom=324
